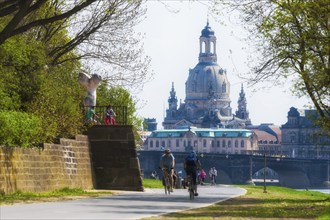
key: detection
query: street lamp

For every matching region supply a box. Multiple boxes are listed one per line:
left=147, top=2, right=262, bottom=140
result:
left=263, top=153, right=267, bottom=193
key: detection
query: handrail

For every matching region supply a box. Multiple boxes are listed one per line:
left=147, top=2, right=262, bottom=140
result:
left=84, top=105, right=127, bottom=125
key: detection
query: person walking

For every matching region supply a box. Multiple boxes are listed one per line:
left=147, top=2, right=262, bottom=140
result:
left=199, top=169, right=206, bottom=185
left=213, top=167, right=218, bottom=184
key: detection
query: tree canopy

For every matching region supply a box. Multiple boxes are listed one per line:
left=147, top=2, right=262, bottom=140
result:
left=0, top=0, right=152, bottom=91
left=212, top=0, right=330, bottom=129
left=0, top=0, right=148, bottom=146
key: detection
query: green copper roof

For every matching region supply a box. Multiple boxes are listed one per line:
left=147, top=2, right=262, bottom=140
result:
left=149, top=128, right=254, bottom=138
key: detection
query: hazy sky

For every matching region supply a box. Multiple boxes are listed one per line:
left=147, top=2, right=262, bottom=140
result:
left=135, top=1, right=310, bottom=129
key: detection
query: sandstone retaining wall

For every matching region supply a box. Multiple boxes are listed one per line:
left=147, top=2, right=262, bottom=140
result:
left=0, top=135, right=94, bottom=194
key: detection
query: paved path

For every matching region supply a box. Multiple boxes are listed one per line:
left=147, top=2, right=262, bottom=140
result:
left=0, top=185, right=246, bottom=220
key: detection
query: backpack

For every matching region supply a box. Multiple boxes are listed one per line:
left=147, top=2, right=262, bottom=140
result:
left=185, top=155, right=196, bottom=167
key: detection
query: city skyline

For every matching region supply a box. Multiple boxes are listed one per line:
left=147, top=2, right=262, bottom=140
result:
left=135, top=1, right=310, bottom=128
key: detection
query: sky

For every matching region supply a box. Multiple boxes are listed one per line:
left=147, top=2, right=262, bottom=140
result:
left=134, top=1, right=310, bottom=129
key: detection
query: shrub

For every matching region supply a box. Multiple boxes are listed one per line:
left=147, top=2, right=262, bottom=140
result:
left=0, top=111, right=43, bottom=147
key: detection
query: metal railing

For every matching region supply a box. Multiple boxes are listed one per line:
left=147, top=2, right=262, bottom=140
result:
left=84, top=105, right=128, bottom=125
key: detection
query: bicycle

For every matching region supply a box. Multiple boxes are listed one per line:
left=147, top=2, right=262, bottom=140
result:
left=186, top=174, right=195, bottom=200
left=162, top=168, right=171, bottom=195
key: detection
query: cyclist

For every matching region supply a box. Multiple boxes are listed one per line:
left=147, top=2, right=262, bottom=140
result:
left=159, top=149, right=175, bottom=192
left=184, top=150, right=201, bottom=196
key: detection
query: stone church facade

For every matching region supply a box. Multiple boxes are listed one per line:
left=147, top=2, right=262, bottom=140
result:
left=163, top=22, right=251, bottom=129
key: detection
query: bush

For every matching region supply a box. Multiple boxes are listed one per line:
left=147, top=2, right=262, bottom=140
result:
left=0, top=111, right=43, bottom=147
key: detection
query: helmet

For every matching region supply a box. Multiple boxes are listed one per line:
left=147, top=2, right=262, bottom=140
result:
left=164, top=149, right=171, bottom=154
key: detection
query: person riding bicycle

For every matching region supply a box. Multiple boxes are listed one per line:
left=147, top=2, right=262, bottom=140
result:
left=159, top=149, right=175, bottom=192
left=184, top=150, right=201, bottom=196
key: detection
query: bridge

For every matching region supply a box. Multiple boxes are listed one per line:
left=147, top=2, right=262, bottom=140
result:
left=138, top=151, right=330, bottom=189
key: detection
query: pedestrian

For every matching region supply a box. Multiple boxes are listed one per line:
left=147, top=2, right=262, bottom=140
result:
left=151, top=170, right=159, bottom=179
left=105, top=105, right=116, bottom=125
left=209, top=167, right=215, bottom=185
left=199, top=169, right=206, bottom=185
left=213, top=167, right=218, bottom=184
left=85, top=106, right=99, bottom=125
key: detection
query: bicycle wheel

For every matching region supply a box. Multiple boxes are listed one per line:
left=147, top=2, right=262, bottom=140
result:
left=165, top=176, right=170, bottom=195
left=189, top=183, right=194, bottom=200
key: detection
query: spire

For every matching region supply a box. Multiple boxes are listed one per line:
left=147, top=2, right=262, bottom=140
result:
left=170, top=82, right=176, bottom=98
left=235, top=84, right=250, bottom=123
left=168, top=82, right=178, bottom=110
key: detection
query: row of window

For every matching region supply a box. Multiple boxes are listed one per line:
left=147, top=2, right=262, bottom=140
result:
left=258, top=140, right=279, bottom=144
left=148, top=139, right=245, bottom=148
left=285, top=131, right=330, bottom=144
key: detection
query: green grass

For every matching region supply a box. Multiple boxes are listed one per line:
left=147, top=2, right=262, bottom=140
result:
left=0, top=187, right=112, bottom=205
left=143, top=178, right=163, bottom=188
left=146, top=185, right=330, bottom=220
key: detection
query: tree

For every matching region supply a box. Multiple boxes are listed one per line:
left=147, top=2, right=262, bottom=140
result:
left=97, top=82, right=143, bottom=129
left=0, top=0, right=152, bottom=91
left=97, top=82, right=143, bottom=145
left=212, top=0, right=330, bottom=129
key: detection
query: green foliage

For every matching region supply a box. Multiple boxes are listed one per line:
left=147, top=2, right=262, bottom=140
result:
left=212, top=0, right=330, bottom=130
left=0, top=188, right=113, bottom=205
left=0, top=11, right=85, bottom=145
left=97, top=82, right=142, bottom=126
left=97, top=82, right=144, bottom=143
left=0, top=111, right=43, bottom=147
left=0, top=1, right=147, bottom=147
left=27, top=63, right=85, bottom=142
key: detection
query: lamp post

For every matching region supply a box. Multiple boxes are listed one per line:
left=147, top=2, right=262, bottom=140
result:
left=263, top=153, right=267, bottom=193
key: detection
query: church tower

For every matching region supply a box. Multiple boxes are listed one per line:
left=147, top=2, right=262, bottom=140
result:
left=235, top=84, right=251, bottom=125
left=165, top=82, right=178, bottom=119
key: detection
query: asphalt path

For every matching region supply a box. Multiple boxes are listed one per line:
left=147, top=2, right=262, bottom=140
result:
left=0, top=185, right=246, bottom=220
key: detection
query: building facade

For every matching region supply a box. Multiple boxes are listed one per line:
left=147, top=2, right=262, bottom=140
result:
left=247, top=124, right=282, bottom=156
left=143, top=127, right=258, bottom=155
left=281, top=107, right=330, bottom=158
left=162, top=22, right=251, bottom=129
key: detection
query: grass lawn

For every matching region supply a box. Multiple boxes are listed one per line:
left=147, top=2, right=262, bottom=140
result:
left=0, top=187, right=113, bottom=205
left=144, top=182, right=330, bottom=220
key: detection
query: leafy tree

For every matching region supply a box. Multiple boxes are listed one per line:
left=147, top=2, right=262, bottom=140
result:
left=96, top=82, right=143, bottom=146
left=97, top=82, right=143, bottom=129
left=0, top=16, right=84, bottom=144
left=0, top=0, right=152, bottom=91
left=212, top=0, right=330, bottom=130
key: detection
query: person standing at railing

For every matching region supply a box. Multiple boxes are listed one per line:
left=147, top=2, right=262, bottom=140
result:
left=86, top=106, right=100, bottom=125
left=105, top=105, right=116, bottom=125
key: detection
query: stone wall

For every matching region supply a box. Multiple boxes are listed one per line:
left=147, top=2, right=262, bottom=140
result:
left=88, top=125, right=144, bottom=191
left=0, top=135, right=94, bottom=194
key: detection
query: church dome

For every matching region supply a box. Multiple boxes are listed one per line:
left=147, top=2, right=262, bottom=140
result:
left=185, top=63, right=230, bottom=101
left=201, top=22, right=215, bottom=37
